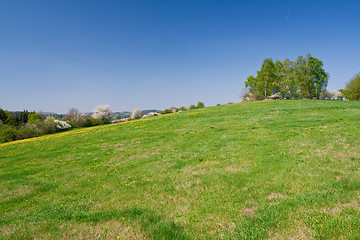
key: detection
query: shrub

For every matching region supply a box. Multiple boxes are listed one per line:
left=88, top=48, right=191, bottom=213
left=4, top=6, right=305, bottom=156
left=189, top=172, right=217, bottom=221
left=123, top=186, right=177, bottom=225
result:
left=131, top=108, right=143, bottom=119
left=84, top=116, right=102, bottom=127
left=179, top=107, right=187, bottom=111
left=17, top=125, right=39, bottom=139
left=34, top=117, right=57, bottom=134
left=159, top=109, right=173, bottom=114
left=189, top=105, right=197, bottom=110
left=242, top=92, right=264, bottom=102
left=330, top=90, right=342, bottom=99
left=67, top=120, right=81, bottom=128
left=320, top=90, right=333, bottom=100
left=93, top=105, right=113, bottom=123
left=54, top=120, right=71, bottom=131
left=0, top=125, right=18, bottom=143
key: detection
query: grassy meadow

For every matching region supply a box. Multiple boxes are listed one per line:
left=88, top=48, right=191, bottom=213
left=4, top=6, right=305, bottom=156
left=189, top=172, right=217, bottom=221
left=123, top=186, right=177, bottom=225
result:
left=1, top=100, right=360, bottom=239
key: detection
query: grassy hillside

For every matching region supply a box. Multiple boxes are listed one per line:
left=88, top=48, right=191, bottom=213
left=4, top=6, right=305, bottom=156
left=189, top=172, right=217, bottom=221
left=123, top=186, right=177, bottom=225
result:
left=1, top=100, right=360, bottom=239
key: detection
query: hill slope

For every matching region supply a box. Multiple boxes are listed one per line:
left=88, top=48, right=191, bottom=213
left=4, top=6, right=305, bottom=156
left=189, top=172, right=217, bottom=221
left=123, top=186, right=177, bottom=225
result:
left=1, top=100, right=360, bottom=239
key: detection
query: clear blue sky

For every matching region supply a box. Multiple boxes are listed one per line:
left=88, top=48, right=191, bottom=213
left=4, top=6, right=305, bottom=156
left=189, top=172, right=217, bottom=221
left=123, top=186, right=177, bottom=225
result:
left=1, top=0, right=359, bottom=113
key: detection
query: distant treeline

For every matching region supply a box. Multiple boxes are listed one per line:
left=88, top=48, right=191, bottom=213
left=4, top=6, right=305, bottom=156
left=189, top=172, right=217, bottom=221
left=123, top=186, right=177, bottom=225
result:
left=0, top=102, right=205, bottom=144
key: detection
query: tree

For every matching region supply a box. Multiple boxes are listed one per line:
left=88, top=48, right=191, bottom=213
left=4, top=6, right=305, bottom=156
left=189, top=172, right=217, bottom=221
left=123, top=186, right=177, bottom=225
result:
left=92, top=105, right=113, bottom=123
left=280, top=58, right=297, bottom=98
left=65, top=108, right=83, bottom=122
left=131, top=108, right=143, bottom=119
left=38, top=111, right=46, bottom=121
left=28, top=113, right=42, bottom=124
left=294, top=54, right=329, bottom=99
left=64, top=108, right=85, bottom=127
left=340, top=72, right=360, bottom=100
left=0, top=108, right=8, bottom=125
left=244, top=54, right=329, bottom=99
left=196, top=101, right=205, bottom=108
left=14, top=110, right=31, bottom=126
left=244, top=58, right=279, bottom=99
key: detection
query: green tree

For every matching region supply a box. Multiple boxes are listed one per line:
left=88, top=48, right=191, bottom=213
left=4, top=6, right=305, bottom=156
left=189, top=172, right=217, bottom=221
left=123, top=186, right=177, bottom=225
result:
left=294, top=54, right=329, bottom=98
left=244, top=58, right=279, bottom=99
left=340, top=72, right=360, bottom=100
left=280, top=58, right=297, bottom=98
left=14, top=110, right=31, bottom=126
left=244, top=54, right=329, bottom=100
left=28, top=113, right=42, bottom=124
left=196, top=102, right=205, bottom=108
left=0, top=108, right=13, bottom=125
left=0, top=108, right=7, bottom=124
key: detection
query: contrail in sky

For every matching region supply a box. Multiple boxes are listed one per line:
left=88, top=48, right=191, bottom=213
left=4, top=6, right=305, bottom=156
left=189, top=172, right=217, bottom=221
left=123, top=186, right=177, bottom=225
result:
left=286, top=0, right=294, bottom=23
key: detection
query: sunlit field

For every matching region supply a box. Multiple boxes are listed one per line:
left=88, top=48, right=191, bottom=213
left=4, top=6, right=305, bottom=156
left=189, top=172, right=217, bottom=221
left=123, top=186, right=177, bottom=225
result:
left=1, top=100, right=360, bottom=239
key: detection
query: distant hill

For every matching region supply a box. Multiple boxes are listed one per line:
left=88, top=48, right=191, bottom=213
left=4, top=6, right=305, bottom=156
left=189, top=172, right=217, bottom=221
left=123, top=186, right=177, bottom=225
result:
left=142, top=109, right=160, bottom=114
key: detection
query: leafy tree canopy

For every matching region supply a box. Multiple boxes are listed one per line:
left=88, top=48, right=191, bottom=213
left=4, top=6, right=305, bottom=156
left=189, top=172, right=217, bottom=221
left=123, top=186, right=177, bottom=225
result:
left=340, top=72, right=360, bottom=100
left=244, top=53, right=329, bottom=100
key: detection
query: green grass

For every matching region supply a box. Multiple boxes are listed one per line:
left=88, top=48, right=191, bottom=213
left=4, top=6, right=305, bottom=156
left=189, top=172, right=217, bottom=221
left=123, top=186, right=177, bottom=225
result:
left=1, top=100, right=360, bottom=239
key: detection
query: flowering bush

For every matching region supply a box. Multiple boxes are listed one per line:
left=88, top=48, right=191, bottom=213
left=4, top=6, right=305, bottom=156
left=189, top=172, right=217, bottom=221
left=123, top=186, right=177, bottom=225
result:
left=93, top=105, right=113, bottom=123
left=54, top=120, right=71, bottom=130
left=131, top=108, right=143, bottom=119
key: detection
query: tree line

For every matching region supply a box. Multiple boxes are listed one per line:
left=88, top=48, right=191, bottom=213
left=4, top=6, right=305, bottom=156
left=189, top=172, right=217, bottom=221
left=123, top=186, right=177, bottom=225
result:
left=243, top=53, right=330, bottom=101
left=0, top=101, right=205, bottom=143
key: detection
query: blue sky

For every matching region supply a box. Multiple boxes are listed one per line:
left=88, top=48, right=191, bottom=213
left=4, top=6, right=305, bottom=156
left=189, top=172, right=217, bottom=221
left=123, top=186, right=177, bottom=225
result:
left=1, top=0, right=359, bottom=113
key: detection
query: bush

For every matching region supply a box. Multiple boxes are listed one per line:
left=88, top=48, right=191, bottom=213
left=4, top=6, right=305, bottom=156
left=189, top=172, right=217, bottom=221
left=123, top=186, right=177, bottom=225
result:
left=84, top=116, right=102, bottom=127
left=0, top=125, right=18, bottom=143
left=131, top=108, right=143, bottom=119
left=34, top=117, right=57, bottom=134
left=54, top=120, right=71, bottom=131
left=320, top=90, right=333, bottom=100
left=93, top=105, right=113, bottom=123
left=17, top=125, right=39, bottom=139
left=179, top=107, right=187, bottom=111
left=189, top=105, right=197, bottom=110
left=67, top=120, right=81, bottom=128
left=159, top=109, right=173, bottom=115
left=242, top=92, right=264, bottom=102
